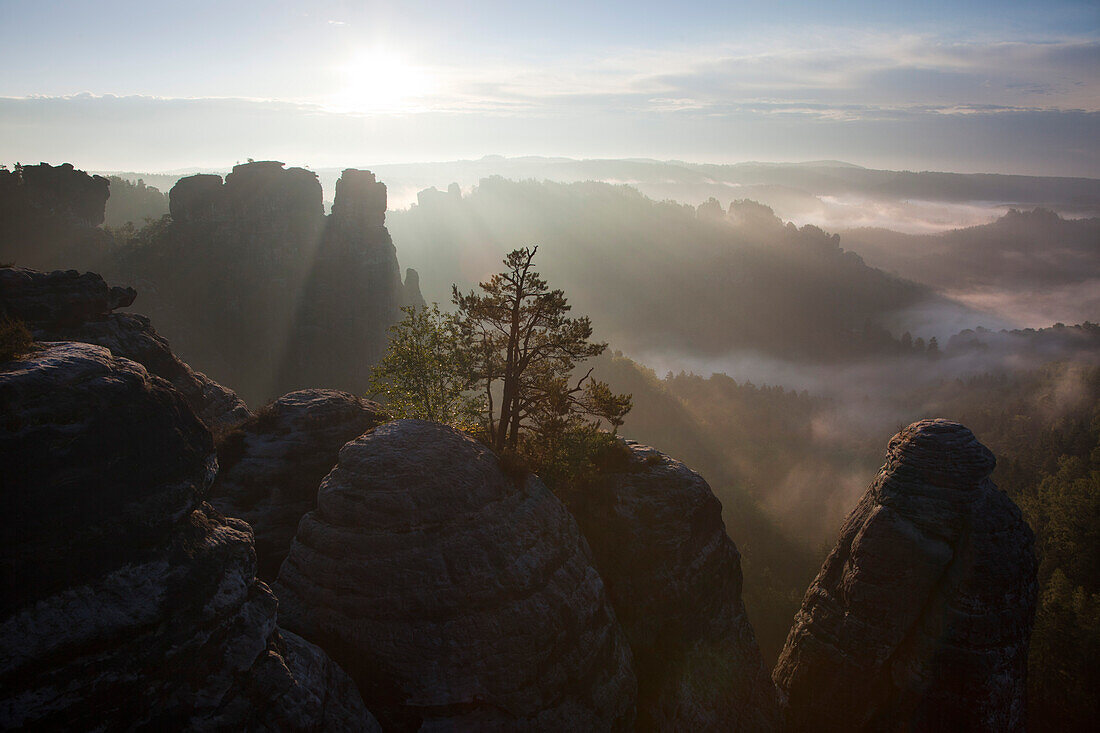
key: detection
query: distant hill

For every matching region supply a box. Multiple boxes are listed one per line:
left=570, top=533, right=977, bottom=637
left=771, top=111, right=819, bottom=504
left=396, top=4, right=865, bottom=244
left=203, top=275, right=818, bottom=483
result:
left=844, top=209, right=1100, bottom=326
left=387, top=177, right=947, bottom=362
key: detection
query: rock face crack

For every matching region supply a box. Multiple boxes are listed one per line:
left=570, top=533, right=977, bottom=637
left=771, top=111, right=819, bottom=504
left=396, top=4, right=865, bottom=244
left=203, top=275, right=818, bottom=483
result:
left=773, top=419, right=1037, bottom=732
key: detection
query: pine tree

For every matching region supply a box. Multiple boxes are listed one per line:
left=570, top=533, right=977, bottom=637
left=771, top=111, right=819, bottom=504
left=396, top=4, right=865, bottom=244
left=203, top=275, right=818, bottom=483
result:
left=452, top=246, right=631, bottom=452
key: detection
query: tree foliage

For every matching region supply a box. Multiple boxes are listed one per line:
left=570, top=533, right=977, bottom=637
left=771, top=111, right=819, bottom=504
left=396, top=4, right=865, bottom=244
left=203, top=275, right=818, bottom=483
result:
left=452, top=246, right=631, bottom=453
left=367, top=304, right=482, bottom=428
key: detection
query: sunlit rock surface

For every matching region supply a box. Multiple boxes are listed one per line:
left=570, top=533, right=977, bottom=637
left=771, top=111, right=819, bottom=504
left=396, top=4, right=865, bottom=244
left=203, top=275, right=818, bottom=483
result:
left=275, top=419, right=637, bottom=731
left=0, top=265, right=250, bottom=430
left=0, top=342, right=376, bottom=730
left=560, top=440, right=780, bottom=731
left=209, top=388, right=385, bottom=580
left=773, top=419, right=1037, bottom=732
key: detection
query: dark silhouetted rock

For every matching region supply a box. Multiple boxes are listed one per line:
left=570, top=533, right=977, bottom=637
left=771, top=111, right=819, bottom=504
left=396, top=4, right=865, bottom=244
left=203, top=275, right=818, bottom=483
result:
left=560, top=440, right=779, bottom=731
left=275, top=419, right=637, bottom=731
left=7, top=162, right=109, bottom=227
left=277, top=168, right=406, bottom=395
left=0, top=265, right=133, bottom=326
left=115, top=161, right=409, bottom=404
left=772, top=419, right=1037, bottom=732
left=0, top=163, right=114, bottom=271
left=209, top=389, right=385, bottom=580
left=168, top=172, right=224, bottom=222
left=331, top=168, right=387, bottom=230
left=0, top=265, right=250, bottom=430
left=403, top=266, right=425, bottom=308
left=0, top=342, right=377, bottom=730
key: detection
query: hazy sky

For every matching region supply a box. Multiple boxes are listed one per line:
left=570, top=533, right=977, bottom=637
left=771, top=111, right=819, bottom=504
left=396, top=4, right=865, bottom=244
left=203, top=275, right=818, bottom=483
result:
left=2, top=0, right=1098, bottom=174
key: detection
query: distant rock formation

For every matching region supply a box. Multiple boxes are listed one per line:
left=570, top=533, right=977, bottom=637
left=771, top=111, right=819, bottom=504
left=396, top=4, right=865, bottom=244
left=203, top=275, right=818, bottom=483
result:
left=3, top=162, right=109, bottom=227
left=209, top=389, right=385, bottom=580
left=0, top=163, right=114, bottom=271
left=560, top=441, right=779, bottom=730
left=276, top=169, right=408, bottom=395
left=0, top=266, right=249, bottom=430
left=275, top=420, right=637, bottom=731
left=403, top=266, right=425, bottom=308
left=0, top=342, right=376, bottom=730
left=772, top=419, right=1037, bottom=731
left=103, top=161, right=412, bottom=404
left=139, top=161, right=328, bottom=403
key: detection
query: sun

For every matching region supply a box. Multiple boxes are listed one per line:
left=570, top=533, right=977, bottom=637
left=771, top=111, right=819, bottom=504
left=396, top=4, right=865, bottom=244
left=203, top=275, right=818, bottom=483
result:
left=330, top=49, right=433, bottom=113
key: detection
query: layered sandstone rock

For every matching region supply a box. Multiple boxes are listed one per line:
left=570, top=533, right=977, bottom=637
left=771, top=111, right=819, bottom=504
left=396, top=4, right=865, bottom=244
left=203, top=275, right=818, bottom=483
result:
left=773, top=419, right=1037, bottom=732
left=209, top=389, right=385, bottom=580
left=560, top=440, right=779, bottom=731
left=0, top=342, right=375, bottom=730
left=275, top=419, right=637, bottom=731
left=0, top=265, right=249, bottom=430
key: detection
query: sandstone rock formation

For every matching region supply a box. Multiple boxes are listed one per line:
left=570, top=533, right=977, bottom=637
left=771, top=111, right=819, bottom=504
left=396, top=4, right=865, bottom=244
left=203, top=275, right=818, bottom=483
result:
left=275, top=419, right=637, bottom=731
left=560, top=440, right=779, bottom=731
left=772, top=419, right=1037, bottom=732
left=111, top=161, right=414, bottom=404
left=146, top=161, right=328, bottom=403
left=0, top=162, right=114, bottom=271
left=2, top=162, right=109, bottom=227
left=403, top=266, right=425, bottom=308
left=277, top=169, right=410, bottom=395
left=209, top=389, right=385, bottom=580
left=0, top=265, right=249, bottom=430
left=0, top=342, right=376, bottom=730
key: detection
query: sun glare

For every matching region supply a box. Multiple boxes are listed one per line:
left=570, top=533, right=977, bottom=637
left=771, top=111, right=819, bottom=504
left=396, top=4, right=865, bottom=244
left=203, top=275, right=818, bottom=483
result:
left=330, top=49, right=433, bottom=113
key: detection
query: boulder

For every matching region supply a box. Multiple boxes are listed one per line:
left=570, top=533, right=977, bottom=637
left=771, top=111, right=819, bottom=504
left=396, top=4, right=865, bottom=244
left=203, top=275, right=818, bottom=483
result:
left=0, top=266, right=250, bottom=430
left=209, top=389, right=385, bottom=580
left=772, top=419, right=1037, bottom=731
left=560, top=440, right=779, bottom=731
left=275, top=419, right=637, bottom=731
left=0, top=342, right=376, bottom=730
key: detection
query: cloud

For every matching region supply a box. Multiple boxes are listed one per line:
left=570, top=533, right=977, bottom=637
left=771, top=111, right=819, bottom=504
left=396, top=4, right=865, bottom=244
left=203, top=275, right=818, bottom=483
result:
left=1, top=88, right=1098, bottom=176
left=423, top=36, right=1100, bottom=117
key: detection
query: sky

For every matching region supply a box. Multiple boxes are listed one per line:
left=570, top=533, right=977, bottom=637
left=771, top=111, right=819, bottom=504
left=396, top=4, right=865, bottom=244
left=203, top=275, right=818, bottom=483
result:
left=1, top=0, right=1098, bottom=175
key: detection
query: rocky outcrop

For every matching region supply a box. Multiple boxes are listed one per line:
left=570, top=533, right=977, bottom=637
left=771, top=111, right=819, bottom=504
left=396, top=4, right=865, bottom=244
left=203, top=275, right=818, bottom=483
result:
left=772, top=419, right=1037, bottom=731
left=172, top=161, right=324, bottom=228
left=168, top=173, right=224, bottom=222
left=0, top=265, right=133, bottom=325
left=0, top=163, right=114, bottom=271
left=402, top=266, right=425, bottom=308
left=0, top=342, right=376, bottom=730
left=0, top=266, right=250, bottom=430
left=3, top=162, right=109, bottom=227
left=277, top=168, right=406, bottom=395
left=113, top=161, right=409, bottom=404
left=331, top=169, right=387, bottom=230
left=209, top=389, right=385, bottom=580
left=560, top=440, right=779, bottom=731
left=275, top=419, right=637, bottom=731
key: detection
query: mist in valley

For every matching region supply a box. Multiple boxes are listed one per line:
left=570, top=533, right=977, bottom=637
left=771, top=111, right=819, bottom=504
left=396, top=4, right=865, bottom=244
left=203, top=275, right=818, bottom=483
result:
left=4, top=0, right=1100, bottom=727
